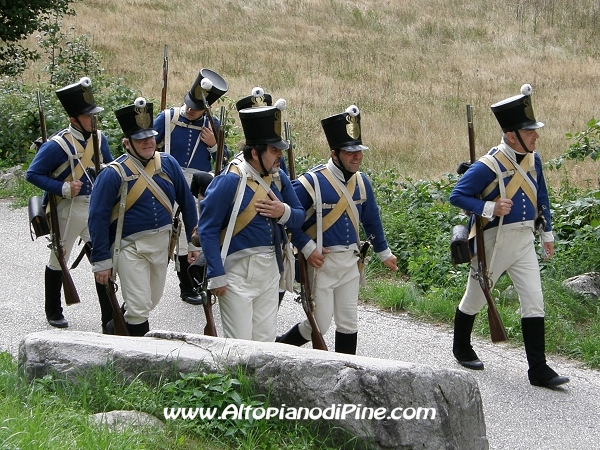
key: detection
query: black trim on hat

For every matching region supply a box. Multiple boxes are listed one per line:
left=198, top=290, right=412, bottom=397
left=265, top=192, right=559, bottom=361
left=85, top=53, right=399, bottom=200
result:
left=56, top=81, right=103, bottom=117
left=115, top=102, right=157, bottom=139
left=184, top=68, right=228, bottom=110
left=491, top=94, right=544, bottom=132
left=239, top=106, right=288, bottom=150
left=321, top=111, right=368, bottom=152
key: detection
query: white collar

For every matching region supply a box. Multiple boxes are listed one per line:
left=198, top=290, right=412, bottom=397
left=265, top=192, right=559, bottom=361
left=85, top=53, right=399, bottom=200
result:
left=68, top=124, right=86, bottom=141
left=326, top=158, right=346, bottom=182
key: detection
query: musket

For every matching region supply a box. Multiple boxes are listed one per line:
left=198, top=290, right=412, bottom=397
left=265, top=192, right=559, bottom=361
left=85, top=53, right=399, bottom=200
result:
left=200, top=90, right=219, bottom=139
left=68, top=117, right=100, bottom=270
left=286, top=138, right=327, bottom=350
left=91, top=114, right=101, bottom=176
left=466, top=104, right=508, bottom=343
left=38, top=90, right=80, bottom=306
left=214, top=106, right=226, bottom=175
left=188, top=253, right=218, bottom=337
left=160, top=44, right=168, bottom=111
left=105, top=279, right=130, bottom=336
left=169, top=206, right=182, bottom=261
left=297, top=251, right=328, bottom=350
left=284, top=121, right=295, bottom=180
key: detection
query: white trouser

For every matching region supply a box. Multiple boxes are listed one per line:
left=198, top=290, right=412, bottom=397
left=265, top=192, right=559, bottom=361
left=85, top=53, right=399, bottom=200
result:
left=298, top=250, right=360, bottom=340
left=459, top=226, right=545, bottom=318
left=118, top=230, right=170, bottom=325
left=218, top=252, right=279, bottom=342
left=48, top=198, right=90, bottom=271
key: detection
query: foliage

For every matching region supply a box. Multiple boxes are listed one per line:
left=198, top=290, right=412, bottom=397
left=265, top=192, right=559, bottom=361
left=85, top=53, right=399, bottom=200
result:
left=0, top=356, right=345, bottom=450
left=0, top=0, right=74, bottom=76
left=367, top=169, right=465, bottom=289
left=547, top=118, right=600, bottom=170
left=36, top=18, right=103, bottom=87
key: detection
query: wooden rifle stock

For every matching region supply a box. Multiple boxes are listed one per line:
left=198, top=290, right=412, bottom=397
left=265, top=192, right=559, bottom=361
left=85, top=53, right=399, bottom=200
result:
left=188, top=255, right=218, bottom=337
left=214, top=106, right=226, bottom=175
left=48, top=194, right=81, bottom=305
left=286, top=142, right=327, bottom=350
left=203, top=291, right=218, bottom=337
left=38, top=91, right=80, bottom=306
left=298, top=248, right=328, bottom=350
left=105, top=280, right=130, bottom=336
left=160, top=44, right=168, bottom=111
left=37, top=91, right=47, bottom=143
left=91, top=114, right=101, bottom=176
left=284, top=121, right=295, bottom=180
left=466, top=104, right=508, bottom=343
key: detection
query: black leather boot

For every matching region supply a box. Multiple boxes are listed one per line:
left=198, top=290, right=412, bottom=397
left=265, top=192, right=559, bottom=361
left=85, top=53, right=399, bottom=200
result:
left=126, top=320, right=150, bottom=337
left=95, top=281, right=113, bottom=333
left=177, top=255, right=203, bottom=305
left=335, top=331, right=357, bottom=355
left=522, top=317, right=569, bottom=388
left=276, top=323, right=309, bottom=346
left=453, top=308, right=483, bottom=370
left=45, top=267, right=68, bottom=328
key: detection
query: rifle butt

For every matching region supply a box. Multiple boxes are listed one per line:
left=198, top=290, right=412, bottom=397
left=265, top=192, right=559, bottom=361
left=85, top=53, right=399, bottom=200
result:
left=58, top=259, right=81, bottom=305
left=202, top=291, right=218, bottom=337
left=310, top=325, right=328, bottom=351
left=487, top=306, right=508, bottom=342
left=105, top=281, right=130, bottom=336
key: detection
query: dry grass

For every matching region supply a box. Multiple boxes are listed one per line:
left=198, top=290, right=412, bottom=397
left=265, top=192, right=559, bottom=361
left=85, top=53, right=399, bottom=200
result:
left=21, top=0, right=600, bottom=186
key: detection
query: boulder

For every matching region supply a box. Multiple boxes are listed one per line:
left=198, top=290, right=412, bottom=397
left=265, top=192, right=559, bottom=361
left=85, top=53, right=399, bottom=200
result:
left=563, top=272, right=600, bottom=301
left=19, top=330, right=488, bottom=450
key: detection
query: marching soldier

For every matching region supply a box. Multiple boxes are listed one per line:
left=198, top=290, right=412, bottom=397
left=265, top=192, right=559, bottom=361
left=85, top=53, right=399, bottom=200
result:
left=197, top=101, right=304, bottom=342
left=449, top=84, right=569, bottom=388
left=154, top=68, right=227, bottom=306
left=277, top=105, right=398, bottom=354
left=25, top=77, right=114, bottom=331
left=88, top=97, right=198, bottom=336
left=235, top=86, right=289, bottom=176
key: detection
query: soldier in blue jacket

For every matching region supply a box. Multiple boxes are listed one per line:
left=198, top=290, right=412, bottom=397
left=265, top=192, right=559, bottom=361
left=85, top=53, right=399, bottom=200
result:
left=26, top=77, right=114, bottom=330
left=197, top=102, right=304, bottom=342
left=449, top=84, right=569, bottom=388
left=153, top=69, right=227, bottom=306
left=277, top=105, right=398, bottom=354
left=89, top=97, right=198, bottom=336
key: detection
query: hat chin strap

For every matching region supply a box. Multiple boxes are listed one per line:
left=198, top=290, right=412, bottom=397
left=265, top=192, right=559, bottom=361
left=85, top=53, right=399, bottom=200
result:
left=128, top=139, right=154, bottom=165
left=333, top=150, right=356, bottom=182
left=72, top=117, right=92, bottom=141
left=514, top=130, right=533, bottom=153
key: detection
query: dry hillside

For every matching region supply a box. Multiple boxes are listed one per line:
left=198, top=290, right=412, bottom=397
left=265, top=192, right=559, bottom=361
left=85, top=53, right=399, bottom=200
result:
left=22, top=0, right=600, bottom=185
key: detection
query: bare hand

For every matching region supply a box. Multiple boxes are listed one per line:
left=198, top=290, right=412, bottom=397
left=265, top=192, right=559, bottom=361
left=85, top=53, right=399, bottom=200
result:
left=383, top=254, right=399, bottom=272
left=200, top=126, right=217, bottom=147
left=70, top=180, right=83, bottom=197
left=94, top=268, right=111, bottom=285
left=212, top=286, right=227, bottom=297
left=255, top=196, right=285, bottom=220
left=493, top=198, right=513, bottom=216
left=542, top=241, right=554, bottom=260
left=307, top=247, right=330, bottom=269
left=188, top=250, right=200, bottom=265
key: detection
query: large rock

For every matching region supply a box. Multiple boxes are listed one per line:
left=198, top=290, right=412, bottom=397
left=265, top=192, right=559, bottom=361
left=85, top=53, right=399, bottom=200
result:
left=19, top=330, right=488, bottom=449
left=563, top=272, right=600, bottom=300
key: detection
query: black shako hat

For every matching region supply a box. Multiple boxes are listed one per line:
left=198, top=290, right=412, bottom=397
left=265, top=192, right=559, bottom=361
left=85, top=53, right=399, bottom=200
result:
left=239, top=104, right=288, bottom=150
left=235, top=86, right=273, bottom=112
left=184, top=68, right=228, bottom=110
left=55, top=77, right=104, bottom=117
left=321, top=104, right=369, bottom=152
left=115, top=97, right=158, bottom=140
left=491, top=84, right=545, bottom=132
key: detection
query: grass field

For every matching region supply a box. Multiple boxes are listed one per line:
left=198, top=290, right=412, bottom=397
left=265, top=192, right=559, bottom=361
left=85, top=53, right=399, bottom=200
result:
left=21, top=0, right=600, bottom=185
